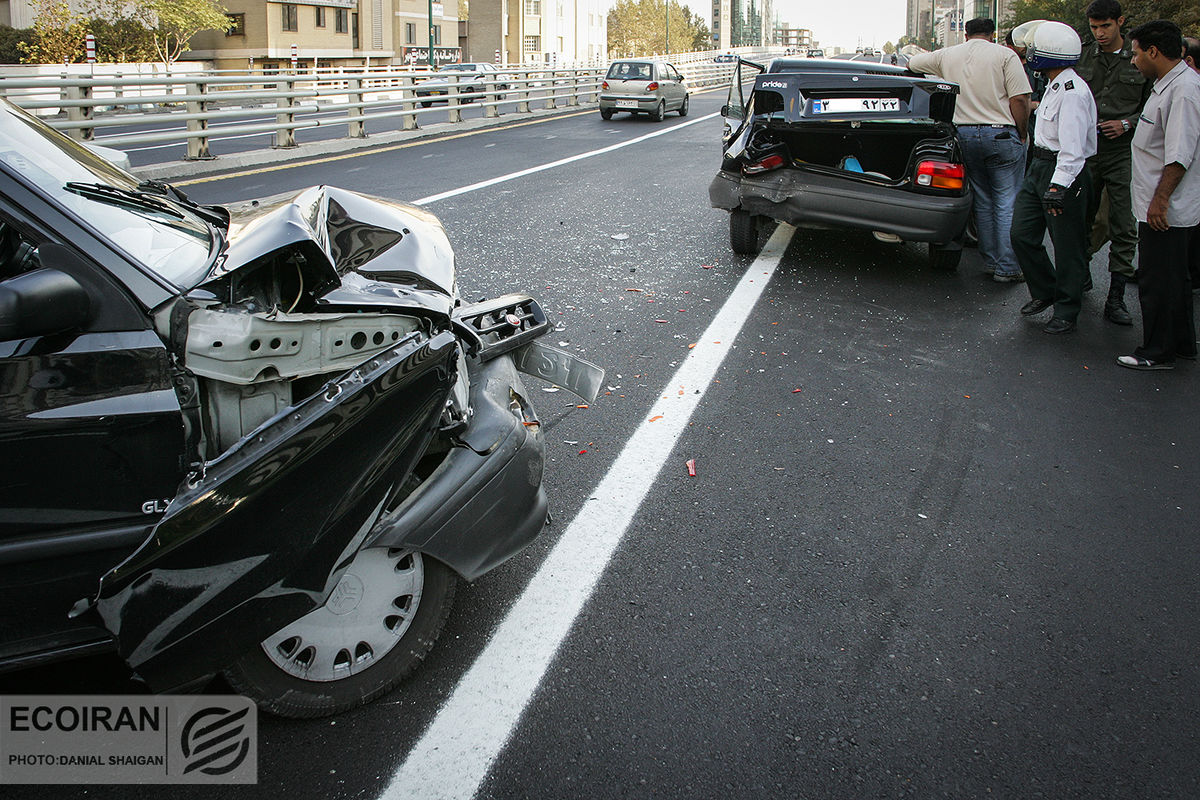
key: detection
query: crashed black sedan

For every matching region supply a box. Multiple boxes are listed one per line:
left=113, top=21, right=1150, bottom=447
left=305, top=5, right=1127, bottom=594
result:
left=710, top=58, right=972, bottom=268
left=0, top=99, right=596, bottom=717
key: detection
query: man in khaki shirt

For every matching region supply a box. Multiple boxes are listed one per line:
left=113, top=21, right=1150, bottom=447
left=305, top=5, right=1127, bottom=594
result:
left=909, top=18, right=1033, bottom=283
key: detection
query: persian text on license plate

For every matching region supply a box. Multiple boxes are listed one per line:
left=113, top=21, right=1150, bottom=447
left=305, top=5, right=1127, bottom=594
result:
left=615, top=100, right=640, bottom=109
left=813, top=97, right=901, bottom=114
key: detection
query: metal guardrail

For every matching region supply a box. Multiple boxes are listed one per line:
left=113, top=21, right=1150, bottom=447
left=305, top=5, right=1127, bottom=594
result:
left=0, top=49, right=777, bottom=161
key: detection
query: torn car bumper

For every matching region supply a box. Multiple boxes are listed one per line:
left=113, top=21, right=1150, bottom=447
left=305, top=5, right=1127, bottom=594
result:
left=366, top=352, right=547, bottom=581
left=709, top=169, right=971, bottom=243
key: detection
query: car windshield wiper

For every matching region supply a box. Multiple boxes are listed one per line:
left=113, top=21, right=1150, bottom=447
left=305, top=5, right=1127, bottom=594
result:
left=63, top=181, right=185, bottom=219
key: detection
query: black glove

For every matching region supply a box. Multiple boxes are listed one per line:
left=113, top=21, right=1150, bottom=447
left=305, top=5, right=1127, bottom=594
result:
left=1041, top=183, right=1067, bottom=213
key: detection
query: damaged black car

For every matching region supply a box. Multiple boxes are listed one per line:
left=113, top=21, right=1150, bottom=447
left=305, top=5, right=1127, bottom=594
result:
left=710, top=58, right=972, bottom=269
left=0, top=99, right=599, bottom=717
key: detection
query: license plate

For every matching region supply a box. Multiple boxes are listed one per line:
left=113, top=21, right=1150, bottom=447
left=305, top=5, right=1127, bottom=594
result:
left=812, top=97, right=901, bottom=114
left=513, top=341, right=606, bottom=404
left=615, top=100, right=640, bottom=109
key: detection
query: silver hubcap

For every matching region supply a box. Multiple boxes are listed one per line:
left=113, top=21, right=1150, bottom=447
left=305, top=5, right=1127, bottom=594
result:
left=262, top=549, right=424, bottom=682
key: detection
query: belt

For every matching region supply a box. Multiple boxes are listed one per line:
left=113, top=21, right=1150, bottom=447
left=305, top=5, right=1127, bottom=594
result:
left=958, top=123, right=1015, bottom=128
left=1031, top=146, right=1058, bottom=161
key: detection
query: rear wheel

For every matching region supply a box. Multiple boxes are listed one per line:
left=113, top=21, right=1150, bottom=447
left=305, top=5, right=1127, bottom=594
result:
left=929, top=244, right=962, bottom=271
left=600, top=108, right=614, bottom=120
left=650, top=100, right=665, bottom=122
left=730, top=209, right=761, bottom=255
left=420, top=100, right=432, bottom=108
left=678, top=94, right=690, bottom=117
left=223, top=548, right=456, bottom=718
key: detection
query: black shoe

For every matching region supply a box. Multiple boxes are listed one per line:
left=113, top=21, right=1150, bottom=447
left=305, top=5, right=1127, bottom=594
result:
left=1043, top=317, right=1077, bottom=334
left=1021, top=298, right=1053, bottom=316
left=1104, top=278, right=1133, bottom=325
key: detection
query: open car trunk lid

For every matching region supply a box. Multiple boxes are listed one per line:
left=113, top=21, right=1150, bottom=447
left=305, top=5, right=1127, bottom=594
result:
left=93, top=329, right=458, bottom=691
left=737, top=71, right=959, bottom=126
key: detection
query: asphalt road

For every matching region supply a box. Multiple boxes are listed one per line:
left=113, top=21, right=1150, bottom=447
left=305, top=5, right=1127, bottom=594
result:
left=4, top=88, right=1199, bottom=799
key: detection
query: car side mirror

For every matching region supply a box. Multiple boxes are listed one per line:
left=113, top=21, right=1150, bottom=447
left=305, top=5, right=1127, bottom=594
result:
left=721, top=104, right=745, bottom=120
left=0, top=268, right=91, bottom=340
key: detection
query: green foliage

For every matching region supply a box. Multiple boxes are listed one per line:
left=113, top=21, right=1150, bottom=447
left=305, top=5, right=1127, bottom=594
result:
left=87, top=18, right=156, bottom=62
left=143, top=0, right=231, bottom=66
left=0, top=26, right=34, bottom=64
left=18, top=0, right=90, bottom=64
left=608, top=0, right=710, bottom=57
left=1005, top=0, right=1198, bottom=38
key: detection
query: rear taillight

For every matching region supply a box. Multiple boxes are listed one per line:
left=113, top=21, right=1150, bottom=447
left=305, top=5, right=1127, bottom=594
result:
left=916, top=160, right=965, bottom=190
left=646, top=81, right=659, bottom=92
left=602, top=80, right=609, bottom=90
left=743, top=154, right=785, bottom=175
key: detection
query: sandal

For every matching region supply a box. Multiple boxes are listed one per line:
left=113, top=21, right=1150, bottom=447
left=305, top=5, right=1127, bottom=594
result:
left=1116, top=355, right=1174, bottom=371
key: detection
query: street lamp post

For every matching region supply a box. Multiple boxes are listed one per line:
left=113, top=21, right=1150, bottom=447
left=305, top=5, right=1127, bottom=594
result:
left=428, top=0, right=435, bottom=68
left=665, top=0, right=670, bottom=55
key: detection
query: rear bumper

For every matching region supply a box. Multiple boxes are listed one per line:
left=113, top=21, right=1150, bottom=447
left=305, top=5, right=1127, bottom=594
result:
left=366, top=353, right=546, bottom=581
left=709, top=168, right=971, bottom=244
left=599, top=95, right=656, bottom=111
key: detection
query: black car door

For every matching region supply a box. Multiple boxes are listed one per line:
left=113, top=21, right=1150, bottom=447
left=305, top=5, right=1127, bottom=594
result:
left=0, top=193, right=187, bottom=666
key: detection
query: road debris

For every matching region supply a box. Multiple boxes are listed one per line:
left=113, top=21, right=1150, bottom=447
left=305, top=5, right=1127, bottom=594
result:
left=686, top=459, right=697, bottom=477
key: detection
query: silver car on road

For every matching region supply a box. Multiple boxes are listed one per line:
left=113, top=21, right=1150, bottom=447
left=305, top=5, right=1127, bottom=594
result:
left=598, top=60, right=689, bottom=121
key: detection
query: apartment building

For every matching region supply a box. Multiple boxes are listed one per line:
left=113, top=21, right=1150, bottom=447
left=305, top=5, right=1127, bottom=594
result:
left=465, top=0, right=606, bottom=67
left=712, top=0, right=773, bottom=50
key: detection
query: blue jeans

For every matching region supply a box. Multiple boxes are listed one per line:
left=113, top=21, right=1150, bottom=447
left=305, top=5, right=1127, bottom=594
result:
left=957, top=125, right=1026, bottom=276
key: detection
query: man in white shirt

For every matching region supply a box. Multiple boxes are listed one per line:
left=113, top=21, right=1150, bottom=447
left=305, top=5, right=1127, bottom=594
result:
left=1010, top=22, right=1098, bottom=334
left=908, top=18, right=1032, bottom=283
left=1116, top=20, right=1200, bottom=370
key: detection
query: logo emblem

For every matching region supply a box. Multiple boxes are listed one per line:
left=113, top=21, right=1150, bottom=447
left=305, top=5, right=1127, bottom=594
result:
left=181, top=706, right=252, bottom=776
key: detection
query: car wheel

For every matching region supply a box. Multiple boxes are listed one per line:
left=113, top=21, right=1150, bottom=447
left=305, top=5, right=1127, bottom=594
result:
left=420, top=100, right=433, bottom=108
left=600, top=108, right=614, bottom=120
left=730, top=209, right=761, bottom=255
left=678, top=94, right=689, bottom=117
left=223, top=548, right=456, bottom=718
left=651, top=101, right=665, bottom=122
left=929, top=244, right=962, bottom=271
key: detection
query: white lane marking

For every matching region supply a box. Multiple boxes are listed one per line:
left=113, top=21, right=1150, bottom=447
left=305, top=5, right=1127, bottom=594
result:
left=413, top=112, right=718, bottom=205
left=380, top=222, right=796, bottom=800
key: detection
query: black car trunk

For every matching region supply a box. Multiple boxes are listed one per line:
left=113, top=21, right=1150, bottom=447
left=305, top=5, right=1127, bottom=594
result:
left=759, top=121, right=958, bottom=182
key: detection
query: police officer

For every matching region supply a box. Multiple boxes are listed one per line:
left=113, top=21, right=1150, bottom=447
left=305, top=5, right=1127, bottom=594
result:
left=1011, top=21, right=1098, bottom=334
left=1075, top=0, right=1151, bottom=324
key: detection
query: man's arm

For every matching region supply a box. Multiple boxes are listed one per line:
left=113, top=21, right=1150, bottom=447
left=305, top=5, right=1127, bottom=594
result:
left=906, top=51, right=940, bottom=76
left=1147, top=163, right=1186, bottom=232
left=1009, top=94, right=1031, bottom=141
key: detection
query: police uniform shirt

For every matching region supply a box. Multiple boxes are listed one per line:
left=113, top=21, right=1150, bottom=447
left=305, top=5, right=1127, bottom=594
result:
left=1131, top=60, right=1200, bottom=227
left=1034, top=67, right=1098, bottom=186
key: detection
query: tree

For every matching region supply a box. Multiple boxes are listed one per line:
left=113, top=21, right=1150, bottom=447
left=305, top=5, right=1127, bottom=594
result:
left=0, top=26, right=34, bottom=64
left=141, top=0, right=230, bottom=68
left=82, top=0, right=156, bottom=62
left=1005, top=0, right=1198, bottom=38
left=18, top=0, right=89, bottom=64
left=608, top=0, right=710, bottom=57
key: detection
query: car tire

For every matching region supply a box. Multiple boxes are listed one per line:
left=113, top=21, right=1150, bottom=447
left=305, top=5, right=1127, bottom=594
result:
left=222, top=548, right=456, bottom=719
left=730, top=209, right=760, bottom=255
left=420, top=101, right=433, bottom=108
left=678, top=94, right=689, bottom=117
left=651, top=101, right=665, bottom=122
left=929, top=244, right=962, bottom=271
left=600, top=108, right=614, bottom=120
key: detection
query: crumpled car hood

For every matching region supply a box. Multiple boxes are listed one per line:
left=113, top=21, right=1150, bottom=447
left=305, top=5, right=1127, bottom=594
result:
left=199, top=186, right=456, bottom=318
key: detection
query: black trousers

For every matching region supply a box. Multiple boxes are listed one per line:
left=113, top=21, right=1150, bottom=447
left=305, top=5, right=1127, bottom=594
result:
left=1011, top=157, right=1092, bottom=322
left=1134, top=223, right=1198, bottom=363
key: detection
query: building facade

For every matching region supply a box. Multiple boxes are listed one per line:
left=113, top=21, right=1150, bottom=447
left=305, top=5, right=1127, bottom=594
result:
left=712, top=0, right=773, bottom=50
left=464, top=0, right=606, bottom=67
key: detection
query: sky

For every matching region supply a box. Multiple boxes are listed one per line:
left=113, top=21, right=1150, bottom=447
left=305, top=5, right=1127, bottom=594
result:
left=766, top=0, right=908, bottom=52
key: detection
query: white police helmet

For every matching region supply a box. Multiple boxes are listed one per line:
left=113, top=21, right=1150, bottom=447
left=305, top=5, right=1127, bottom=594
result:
left=1026, top=21, right=1082, bottom=71
left=1010, top=19, right=1046, bottom=50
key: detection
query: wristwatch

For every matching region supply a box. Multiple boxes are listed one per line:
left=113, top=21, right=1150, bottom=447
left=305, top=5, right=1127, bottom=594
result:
left=1121, top=119, right=1131, bottom=133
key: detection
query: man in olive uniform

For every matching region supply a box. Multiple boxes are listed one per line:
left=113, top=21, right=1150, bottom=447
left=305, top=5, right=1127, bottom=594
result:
left=1075, top=0, right=1152, bottom=324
